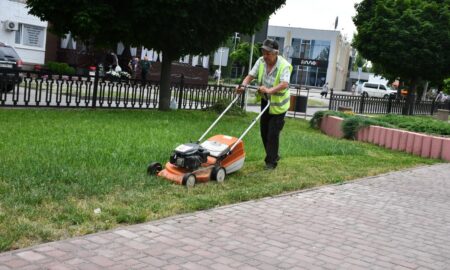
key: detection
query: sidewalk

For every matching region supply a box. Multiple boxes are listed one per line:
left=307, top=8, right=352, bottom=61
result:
left=1, top=163, right=449, bottom=269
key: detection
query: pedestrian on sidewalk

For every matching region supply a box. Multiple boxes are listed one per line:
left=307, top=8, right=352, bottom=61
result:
left=140, top=55, right=151, bottom=83
left=321, top=82, right=329, bottom=98
left=236, top=39, right=293, bottom=170
left=128, top=57, right=139, bottom=79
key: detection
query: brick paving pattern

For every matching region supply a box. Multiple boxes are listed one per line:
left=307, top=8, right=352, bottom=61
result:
left=1, top=163, right=449, bottom=269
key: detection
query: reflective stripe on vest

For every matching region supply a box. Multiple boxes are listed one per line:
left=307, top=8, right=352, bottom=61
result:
left=257, top=56, right=293, bottom=114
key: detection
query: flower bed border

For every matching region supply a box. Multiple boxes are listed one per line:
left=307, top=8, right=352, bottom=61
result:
left=320, top=115, right=450, bottom=162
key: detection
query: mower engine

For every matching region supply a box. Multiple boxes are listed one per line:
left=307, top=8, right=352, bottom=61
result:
left=169, top=143, right=210, bottom=170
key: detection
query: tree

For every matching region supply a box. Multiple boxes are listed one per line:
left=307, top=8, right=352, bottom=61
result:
left=353, top=0, right=450, bottom=113
left=352, top=53, right=371, bottom=72
left=27, top=0, right=286, bottom=110
left=230, top=42, right=261, bottom=78
left=443, top=78, right=450, bottom=95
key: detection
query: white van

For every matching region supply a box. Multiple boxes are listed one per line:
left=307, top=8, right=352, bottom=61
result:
left=361, top=82, right=397, bottom=98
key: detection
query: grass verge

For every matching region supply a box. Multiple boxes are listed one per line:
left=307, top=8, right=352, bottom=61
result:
left=0, top=108, right=439, bottom=251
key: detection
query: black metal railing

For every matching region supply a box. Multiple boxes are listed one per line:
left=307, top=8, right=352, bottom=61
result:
left=0, top=68, right=240, bottom=110
left=329, top=90, right=449, bottom=115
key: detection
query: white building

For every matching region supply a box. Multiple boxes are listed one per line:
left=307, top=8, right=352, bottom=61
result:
left=268, top=25, right=351, bottom=90
left=0, top=0, right=48, bottom=66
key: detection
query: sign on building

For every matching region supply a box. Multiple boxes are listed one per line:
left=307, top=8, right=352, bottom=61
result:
left=213, top=47, right=229, bottom=66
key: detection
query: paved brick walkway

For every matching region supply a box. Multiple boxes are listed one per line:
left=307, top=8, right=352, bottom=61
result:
left=1, top=163, right=450, bottom=270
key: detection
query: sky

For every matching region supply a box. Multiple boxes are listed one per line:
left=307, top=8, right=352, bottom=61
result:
left=269, top=0, right=362, bottom=41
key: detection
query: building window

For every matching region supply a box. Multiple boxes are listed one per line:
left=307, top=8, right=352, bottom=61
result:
left=299, top=40, right=311, bottom=59
left=311, top=40, right=331, bottom=60
left=292, top=65, right=328, bottom=87
left=292, top=38, right=301, bottom=57
left=289, top=39, right=331, bottom=87
left=15, top=23, right=45, bottom=48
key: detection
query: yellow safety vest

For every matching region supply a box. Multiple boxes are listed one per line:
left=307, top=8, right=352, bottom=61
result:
left=257, top=56, right=293, bottom=115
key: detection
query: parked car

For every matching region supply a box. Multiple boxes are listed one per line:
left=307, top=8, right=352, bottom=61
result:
left=0, top=42, right=23, bottom=92
left=361, top=82, right=397, bottom=98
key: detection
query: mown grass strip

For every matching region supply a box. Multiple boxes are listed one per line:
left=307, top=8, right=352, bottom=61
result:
left=0, top=108, right=438, bottom=251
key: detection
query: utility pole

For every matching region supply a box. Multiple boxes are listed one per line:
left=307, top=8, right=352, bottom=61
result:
left=233, top=32, right=239, bottom=51
left=248, top=34, right=255, bottom=76
left=217, top=48, right=224, bottom=85
left=245, top=34, right=256, bottom=110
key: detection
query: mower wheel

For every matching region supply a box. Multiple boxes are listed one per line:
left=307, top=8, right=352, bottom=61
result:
left=182, top=173, right=196, bottom=188
left=211, top=167, right=226, bottom=183
left=147, top=162, right=162, bottom=175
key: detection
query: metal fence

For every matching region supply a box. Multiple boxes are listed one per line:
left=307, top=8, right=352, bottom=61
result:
left=0, top=68, right=241, bottom=110
left=329, top=91, right=449, bottom=115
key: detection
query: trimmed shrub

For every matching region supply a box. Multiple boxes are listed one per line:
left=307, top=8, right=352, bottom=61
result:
left=341, top=116, right=392, bottom=139
left=45, top=62, right=76, bottom=75
left=309, top=110, right=348, bottom=129
left=312, top=111, right=448, bottom=139
left=373, top=114, right=450, bottom=136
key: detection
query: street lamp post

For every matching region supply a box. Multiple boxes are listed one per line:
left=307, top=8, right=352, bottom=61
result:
left=357, top=67, right=362, bottom=94
left=245, top=34, right=256, bottom=110
left=217, top=48, right=224, bottom=85
left=248, top=34, right=255, bottom=75
left=233, top=32, right=239, bottom=51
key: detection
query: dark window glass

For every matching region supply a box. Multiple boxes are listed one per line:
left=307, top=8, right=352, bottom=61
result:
left=365, top=83, right=378, bottom=89
left=292, top=38, right=301, bottom=58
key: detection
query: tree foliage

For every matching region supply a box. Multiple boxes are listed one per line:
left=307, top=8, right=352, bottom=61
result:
left=443, top=78, right=450, bottom=94
left=230, top=42, right=261, bottom=76
left=353, top=0, right=450, bottom=88
left=352, top=53, right=371, bottom=72
left=27, top=0, right=286, bottom=110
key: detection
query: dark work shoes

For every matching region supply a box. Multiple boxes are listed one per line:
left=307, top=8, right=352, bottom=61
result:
left=265, top=163, right=276, bottom=170
left=264, top=155, right=281, bottom=170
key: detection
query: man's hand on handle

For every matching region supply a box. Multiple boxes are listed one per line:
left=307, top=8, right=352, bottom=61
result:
left=258, top=86, right=270, bottom=95
left=235, top=84, right=246, bottom=94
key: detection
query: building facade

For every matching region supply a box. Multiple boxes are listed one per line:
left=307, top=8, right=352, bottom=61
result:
left=268, top=25, right=351, bottom=90
left=0, top=0, right=48, bottom=66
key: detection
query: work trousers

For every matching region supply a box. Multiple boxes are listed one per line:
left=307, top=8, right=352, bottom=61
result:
left=260, top=99, right=286, bottom=167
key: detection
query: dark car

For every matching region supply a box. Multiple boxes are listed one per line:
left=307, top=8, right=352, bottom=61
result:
left=0, top=42, right=23, bottom=92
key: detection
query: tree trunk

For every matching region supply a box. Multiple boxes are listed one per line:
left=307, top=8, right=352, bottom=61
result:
left=402, top=78, right=418, bottom=115
left=159, top=51, right=173, bottom=111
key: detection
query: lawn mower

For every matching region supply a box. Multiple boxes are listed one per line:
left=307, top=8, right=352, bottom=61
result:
left=147, top=86, right=269, bottom=188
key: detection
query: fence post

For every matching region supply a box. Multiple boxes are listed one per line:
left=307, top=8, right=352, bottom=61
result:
left=387, top=94, right=393, bottom=114
left=178, top=74, right=184, bottom=109
left=92, top=67, right=99, bottom=108
left=359, top=93, right=365, bottom=114
left=328, top=89, right=334, bottom=110
left=408, top=94, right=416, bottom=115
left=240, top=87, right=246, bottom=109
left=430, top=99, right=436, bottom=115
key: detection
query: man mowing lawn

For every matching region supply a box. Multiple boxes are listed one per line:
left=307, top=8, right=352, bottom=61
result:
left=237, top=39, right=293, bottom=170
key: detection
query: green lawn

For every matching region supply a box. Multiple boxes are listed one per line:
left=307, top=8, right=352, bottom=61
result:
left=0, top=108, right=439, bottom=251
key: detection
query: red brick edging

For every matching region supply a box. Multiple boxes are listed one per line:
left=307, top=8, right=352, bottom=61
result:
left=319, top=115, right=450, bottom=162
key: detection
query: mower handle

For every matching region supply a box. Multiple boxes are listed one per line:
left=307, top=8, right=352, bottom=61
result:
left=197, top=92, right=243, bottom=142
left=239, top=84, right=270, bottom=100
left=230, top=93, right=270, bottom=152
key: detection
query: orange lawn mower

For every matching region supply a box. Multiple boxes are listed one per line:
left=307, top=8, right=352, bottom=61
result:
left=147, top=86, right=269, bottom=188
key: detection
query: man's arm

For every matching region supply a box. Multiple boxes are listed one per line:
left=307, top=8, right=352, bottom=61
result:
left=241, top=75, right=255, bottom=86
